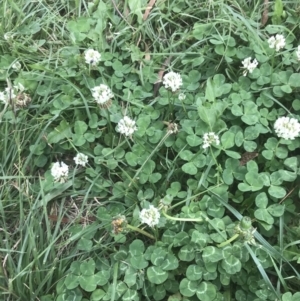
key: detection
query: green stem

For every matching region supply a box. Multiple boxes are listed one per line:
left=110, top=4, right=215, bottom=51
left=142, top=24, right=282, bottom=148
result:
left=162, top=210, right=203, bottom=223
left=126, top=224, right=155, bottom=240
left=217, top=233, right=239, bottom=248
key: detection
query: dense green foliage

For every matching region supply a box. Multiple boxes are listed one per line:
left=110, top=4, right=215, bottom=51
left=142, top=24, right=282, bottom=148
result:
left=1, top=0, right=300, bottom=300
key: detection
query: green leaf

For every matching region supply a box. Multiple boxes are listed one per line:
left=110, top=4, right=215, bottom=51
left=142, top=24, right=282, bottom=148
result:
left=182, top=162, right=197, bottom=175
left=187, top=134, right=202, bottom=147
left=267, top=204, right=285, bottom=217
left=241, top=102, right=259, bottom=125
left=151, top=248, right=168, bottom=266
left=80, top=259, right=95, bottom=276
left=221, top=254, right=242, bottom=274
left=178, top=245, right=195, bottom=261
left=162, top=230, right=177, bottom=244
left=198, top=106, right=217, bottom=127
left=255, top=208, right=274, bottom=224
left=47, top=120, right=72, bottom=143
left=160, top=253, right=179, bottom=271
left=284, top=157, right=298, bottom=172
left=153, top=285, right=166, bottom=301
left=202, top=246, right=223, bottom=262
left=221, top=131, right=235, bottom=149
left=77, top=237, right=93, bottom=251
left=193, top=23, right=213, bottom=40
left=179, top=278, right=197, bottom=297
left=255, top=192, right=268, bottom=209
left=268, top=185, right=286, bottom=198
left=122, top=289, right=138, bottom=301
left=224, top=150, right=241, bottom=159
left=74, top=120, right=88, bottom=135
left=196, top=281, right=217, bottom=301
left=191, top=231, right=209, bottom=248
left=147, top=266, right=168, bottom=284
left=128, top=0, right=143, bottom=23
left=130, top=255, right=148, bottom=270
left=94, top=270, right=110, bottom=286
left=129, top=239, right=145, bottom=255
left=64, top=274, right=79, bottom=290
left=91, top=289, right=105, bottom=301
left=79, top=275, right=98, bottom=292
left=186, top=265, right=203, bottom=281
left=243, top=172, right=264, bottom=191
left=124, top=267, right=136, bottom=287
left=125, top=152, right=138, bottom=167
left=280, top=85, right=292, bottom=93
left=288, top=73, right=300, bottom=87
left=149, top=172, right=162, bottom=183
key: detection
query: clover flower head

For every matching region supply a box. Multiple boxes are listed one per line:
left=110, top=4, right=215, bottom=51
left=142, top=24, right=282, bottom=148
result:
left=178, top=93, right=186, bottom=101
left=84, top=49, right=101, bottom=66
left=163, top=71, right=183, bottom=92
left=74, top=153, right=88, bottom=166
left=91, top=84, right=113, bottom=107
left=116, top=116, right=137, bottom=137
left=166, top=122, right=179, bottom=134
left=203, top=132, right=220, bottom=149
left=4, top=32, right=13, bottom=41
left=296, top=46, right=300, bottom=61
left=0, top=83, right=24, bottom=104
left=268, top=34, right=286, bottom=52
left=51, top=161, right=69, bottom=183
left=274, top=116, right=300, bottom=140
left=241, top=57, right=258, bottom=76
left=139, top=205, right=160, bottom=227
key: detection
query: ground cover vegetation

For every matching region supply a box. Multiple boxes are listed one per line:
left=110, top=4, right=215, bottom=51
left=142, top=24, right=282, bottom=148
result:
left=0, top=0, right=300, bottom=300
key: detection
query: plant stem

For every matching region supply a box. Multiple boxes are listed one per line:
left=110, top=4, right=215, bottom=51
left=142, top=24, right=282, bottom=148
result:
left=126, top=224, right=155, bottom=240
left=217, top=233, right=239, bottom=248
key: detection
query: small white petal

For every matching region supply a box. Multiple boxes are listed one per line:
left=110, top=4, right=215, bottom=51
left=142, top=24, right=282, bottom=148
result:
left=91, top=84, right=113, bottom=105
left=116, top=116, right=137, bottom=137
left=202, top=132, right=220, bottom=149
left=163, top=71, right=183, bottom=92
left=51, top=161, right=69, bottom=183
left=85, top=49, right=101, bottom=66
left=139, top=205, right=160, bottom=227
left=74, top=153, right=88, bottom=166
left=274, top=116, right=300, bottom=140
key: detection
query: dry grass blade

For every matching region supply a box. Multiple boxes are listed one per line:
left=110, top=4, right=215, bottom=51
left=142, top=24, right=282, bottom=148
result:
left=261, top=0, right=269, bottom=27
left=143, top=0, right=156, bottom=21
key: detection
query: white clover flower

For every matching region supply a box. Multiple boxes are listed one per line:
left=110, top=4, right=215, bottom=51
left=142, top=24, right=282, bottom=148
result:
left=203, top=132, right=220, bottom=149
left=178, top=93, right=186, bottom=101
left=74, top=153, right=88, bottom=166
left=0, top=87, right=16, bottom=104
left=163, top=71, right=183, bottom=92
left=51, top=161, right=69, bottom=183
left=4, top=32, right=13, bottom=41
left=268, top=34, right=286, bottom=52
left=12, top=61, right=21, bottom=71
left=274, top=116, right=300, bottom=140
left=241, top=57, right=258, bottom=76
left=139, top=205, right=160, bottom=227
left=0, top=92, right=6, bottom=103
left=296, top=45, right=300, bottom=61
left=91, top=84, right=113, bottom=107
left=84, top=49, right=101, bottom=66
left=116, top=116, right=137, bottom=137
